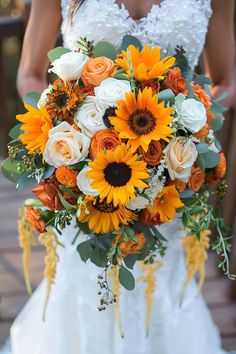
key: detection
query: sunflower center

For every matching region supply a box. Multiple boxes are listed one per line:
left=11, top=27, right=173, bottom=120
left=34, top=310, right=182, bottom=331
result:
left=104, top=162, right=132, bottom=187
left=94, top=198, right=118, bottom=213
left=55, top=93, right=69, bottom=107
left=128, top=109, right=156, bottom=135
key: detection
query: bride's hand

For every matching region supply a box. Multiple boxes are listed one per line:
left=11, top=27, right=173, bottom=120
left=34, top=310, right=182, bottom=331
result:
left=17, top=0, right=61, bottom=99
left=203, top=0, right=235, bottom=108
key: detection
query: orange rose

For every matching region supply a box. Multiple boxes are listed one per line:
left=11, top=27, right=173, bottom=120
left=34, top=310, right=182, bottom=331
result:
left=82, top=56, right=117, bottom=86
left=24, top=206, right=46, bottom=233
left=116, top=232, right=146, bottom=257
left=32, top=176, right=63, bottom=211
left=188, top=166, right=205, bottom=192
left=55, top=166, right=78, bottom=188
left=138, top=140, right=164, bottom=166
left=141, top=207, right=163, bottom=226
left=168, top=179, right=186, bottom=192
left=89, top=129, right=121, bottom=160
left=165, top=67, right=187, bottom=95
left=141, top=80, right=160, bottom=94
left=192, top=83, right=211, bottom=111
left=207, top=152, right=226, bottom=186
left=194, top=123, right=210, bottom=138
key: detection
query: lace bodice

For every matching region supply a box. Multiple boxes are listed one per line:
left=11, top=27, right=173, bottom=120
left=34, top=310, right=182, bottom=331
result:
left=61, top=0, right=212, bottom=69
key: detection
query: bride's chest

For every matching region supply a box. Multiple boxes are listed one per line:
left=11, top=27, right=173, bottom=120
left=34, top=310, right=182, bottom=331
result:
left=61, top=0, right=212, bottom=68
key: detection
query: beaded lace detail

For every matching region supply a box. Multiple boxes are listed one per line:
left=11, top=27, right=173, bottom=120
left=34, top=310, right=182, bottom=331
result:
left=61, top=0, right=212, bottom=68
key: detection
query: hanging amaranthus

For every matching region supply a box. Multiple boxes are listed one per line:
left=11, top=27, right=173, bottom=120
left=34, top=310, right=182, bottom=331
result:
left=18, top=208, right=36, bottom=295
left=181, top=229, right=211, bottom=303
left=111, top=266, right=124, bottom=338
left=139, top=261, right=163, bottom=336
left=39, top=228, right=64, bottom=320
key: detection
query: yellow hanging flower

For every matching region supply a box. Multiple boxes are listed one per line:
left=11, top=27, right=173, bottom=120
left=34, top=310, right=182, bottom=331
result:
left=139, top=261, right=163, bottom=336
left=18, top=208, right=36, bottom=295
left=111, top=267, right=124, bottom=338
left=39, top=228, right=64, bottom=320
left=116, top=44, right=176, bottom=81
left=182, top=229, right=211, bottom=303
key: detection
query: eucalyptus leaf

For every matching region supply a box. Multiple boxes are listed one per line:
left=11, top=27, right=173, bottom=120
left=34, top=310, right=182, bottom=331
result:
left=210, top=113, right=224, bottom=131
left=113, top=73, right=130, bottom=81
left=58, top=192, right=75, bottom=210
left=202, top=150, right=220, bottom=169
left=196, top=154, right=205, bottom=171
left=16, top=173, right=36, bottom=191
left=180, top=189, right=195, bottom=199
left=23, top=92, right=41, bottom=109
left=90, top=247, right=108, bottom=267
left=77, top=220, right=92, bottom=234
left=194, top=74, right=212, bottom=86
left=48, top=46, right=71, bottom=63
left=118, top=265, right=135, bottom=290
left=1, top=158, right=21, bottom=183
left=196, top=143, right=209, bottom=154
left=43, top=166, right=55, bottom=179
left=93, top=41, right=117, bottom=60
left=9, top=124, right=22, bottom=140
left=157, top=89, right=175, bottom=104
left=121, top=35, right=143, bottom=51
left=124, top=254, right=138, bottom=270
left=77, top=241, right=92, bottom=262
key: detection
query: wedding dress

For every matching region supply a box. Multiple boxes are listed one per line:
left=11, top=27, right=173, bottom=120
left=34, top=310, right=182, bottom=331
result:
left=1, top=1, right=233, bottom=353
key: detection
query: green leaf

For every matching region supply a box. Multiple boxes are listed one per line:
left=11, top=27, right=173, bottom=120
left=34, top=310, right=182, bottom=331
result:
left=194, top=74, right=212, bottom=86
left=157, top=89, right=175, bottom=104
left=149, top=226, right=167, bottom=242
left=59, top=185, right=79, bottom=198
left=211, top=101, right=227, bottom=114
left=43, top=166, right=55, bottom=179
left=123, top=225, right=137, bottom=242
left=196, top=153, right=206, bottom=171
left=118, top=265, right=135, bottom=290
left=93, top=41, right=117, bottom=60
left=23, top=92, right=41, bottom=109
left=1, top=158, right=21, bottom=183
left=58, top=192, right=75, bottom=210
left=77, top=241, right=92, bottom=262
left=210, top=113, right=224, bottom=131
left=186, top=82, right=195, bottom=98
left=202, top=150, right=220, bottom=169
left=76, top=220, right=92, bottom=234
left=70, top=160, right=88, bottom=170
left=196, top=143, right=209, bottom=154
left=113, top=73, right=130, bottom=81
left=9, top=124, right=22, bottom=140
left=90, top=247, right=108, bottom=267
left=16, top=173, right=36, bottom=191
left=124, top=254, right=138, bottom=270
left=48, top=46, right=71, bottom=63
left=121, top=35, right=143, bottom=51
left=180, top=189, right=194, bottom=199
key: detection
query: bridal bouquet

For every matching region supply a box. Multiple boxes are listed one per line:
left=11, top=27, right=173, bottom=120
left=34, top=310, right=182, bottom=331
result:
left=2, top=36, right=233, bottom=315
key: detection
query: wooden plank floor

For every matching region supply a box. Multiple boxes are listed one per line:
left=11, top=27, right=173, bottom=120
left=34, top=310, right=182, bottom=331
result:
left=0, top=172, right=236, bottom=350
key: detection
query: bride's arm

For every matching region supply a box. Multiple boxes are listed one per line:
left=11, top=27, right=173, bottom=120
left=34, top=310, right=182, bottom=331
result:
left=17, top=0, right=61, bottom=99
left=203, top=0, right=235, bottom=108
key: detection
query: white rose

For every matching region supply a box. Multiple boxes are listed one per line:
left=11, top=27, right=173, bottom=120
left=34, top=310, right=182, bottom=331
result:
left=126, top=195, right=149, bottom=211
left=178, top=97, right=207, bottom=133
left=49, top=51, right=89, bottom=81
left=37, top=87, right=51, bottom=109
left=94, top=78, right=131, bottom=106
left=75, top=97, right=107, bottom=138
left=76, top=166, right=99, bottom=196
left=164, top=137, right=198, bottom=183
left=43, top=122, right=90, bottom=168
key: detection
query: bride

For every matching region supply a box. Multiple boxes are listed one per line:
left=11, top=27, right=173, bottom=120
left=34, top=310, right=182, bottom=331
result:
left=2, top=0, right=236, bottom=353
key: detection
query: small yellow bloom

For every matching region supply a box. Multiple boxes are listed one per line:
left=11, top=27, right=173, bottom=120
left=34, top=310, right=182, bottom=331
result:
left=116, top=44, right=176, bottom=81
left=17, top=104, right=52, bottom=154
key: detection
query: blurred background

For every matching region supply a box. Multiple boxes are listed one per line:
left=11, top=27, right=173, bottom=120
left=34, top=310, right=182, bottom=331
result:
left=0, top=0, right=236, bottom=350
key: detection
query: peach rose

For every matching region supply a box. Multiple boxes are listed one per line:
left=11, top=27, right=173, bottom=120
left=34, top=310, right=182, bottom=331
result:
left=55, top=166, right=78, bottom=188
left=141, top=207, right=163, bottom=226
left=188, top=166, right=205, bottom=192
left=165, top=67, right=187, bottom=95
left=168, top=179, right=186, bottom=192
left=32, top=176, right=63, bottom=211
left=82, top=56, right=117, bottom=86
left=24, top=206, right=46, bottom=233
left=89, top=129, right=121, bottom=160
left=138, top=140, right=164, bottom=166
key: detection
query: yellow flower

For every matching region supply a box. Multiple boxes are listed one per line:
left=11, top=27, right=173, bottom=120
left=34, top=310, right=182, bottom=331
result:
left=78, top=197, right=137, bottom=234
left=110, top=87, right=173, bottom=153
left=17, top=104, right=52, bottom=154
left=153, top=185, right=184, bottom=222
left=87, top=144, right=149, bottom=207
left=116, top=44, right=176, bottom=81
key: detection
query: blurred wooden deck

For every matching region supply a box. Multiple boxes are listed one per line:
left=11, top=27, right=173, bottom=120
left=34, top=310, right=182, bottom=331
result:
left=0, top=172, right=236, bottom=350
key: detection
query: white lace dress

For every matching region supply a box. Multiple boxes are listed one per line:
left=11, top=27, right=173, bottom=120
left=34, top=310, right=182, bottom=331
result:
left=1, top=1, right=233, bottom=353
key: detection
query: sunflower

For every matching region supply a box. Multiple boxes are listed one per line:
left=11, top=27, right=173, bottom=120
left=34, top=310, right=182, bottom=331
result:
left=45, top=79, right=84, bottom=121
left=17, top=104, right=52, bottom=154
left=116, top=44, right=176, bottom=81
left=110, top=87, right=174, bottom=153
left=87, top=144, right=149, bottom=207
left=78, top=197, right=137, bottom=234
left=152, top=185, right=184, bottom=223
